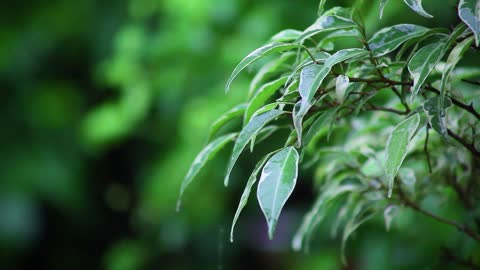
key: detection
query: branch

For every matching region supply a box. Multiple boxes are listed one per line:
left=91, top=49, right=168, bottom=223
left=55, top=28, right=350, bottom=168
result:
left=397, top=184, right=480, bottom=242
left=442, top=248, right=480, bottom=270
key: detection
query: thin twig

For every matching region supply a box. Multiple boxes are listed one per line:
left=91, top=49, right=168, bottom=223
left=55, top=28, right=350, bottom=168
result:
left=424, top=125, right=433, bottom=173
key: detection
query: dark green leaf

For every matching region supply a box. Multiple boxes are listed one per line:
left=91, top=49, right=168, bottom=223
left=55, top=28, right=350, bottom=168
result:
left=177, top=133, right=237, bottom=210
left=257, top=147, right=299, bottom=239
left=207, top=104, right=247, bottom=142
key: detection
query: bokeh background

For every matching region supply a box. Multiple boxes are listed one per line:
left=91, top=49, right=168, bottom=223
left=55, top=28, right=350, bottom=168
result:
left=0, top=0, right=468, bottom=269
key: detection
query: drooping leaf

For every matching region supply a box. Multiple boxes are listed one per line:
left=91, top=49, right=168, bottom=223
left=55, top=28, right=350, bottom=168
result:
left=439, top=36, right=474, bottom=116
left=335, top=75, right=350, bottom=103
left=177, top=133, right=237, bottom=210
left=379, top=0, right=391, bottom=18
left=245, top=77, right=288, bottom=123
left=226, top=43, right=302, bottom=93
left=224, top=110, right=285, bottom=186
left=423, top=96, right=452, bottom=137
left=385, top=113, right=420, bottom=197
left=230, top=151, right=278, bottom=242
left=403, top=0, right=433, bottom=18
left=458, top=0, right=480, bottom=46
left=248, top=52, right=295, bottom=98
left=395, top=29, right=448, bottom=61
left=408, top=40, right=446, bottom=102
left=292, top=183, right=360, bottom=251
left=369, top=24, right=429, bottom=56
left=207, top=104, right=247, bottom=142
left=250, top=125, right=281, bottom=152
left=257, top=147, right=299, bottom=239
left=303, top=109, right=336, bottom=149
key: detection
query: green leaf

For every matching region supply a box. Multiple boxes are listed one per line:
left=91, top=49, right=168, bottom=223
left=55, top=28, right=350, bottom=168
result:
left=379, top=0, right=391, bottom=18
left=292, top=183, right=360, bottom=251
left=270, top=29, right=303, bottom=43
left=303, top=109, right=336, bottom=148
left=424, top=96, right=452, bottom=137
left=408, top=40, right=446, bottom=102
left=226, top=43, right=302, bottom=93
left=384, top=205, right=399, bottom=231
left=224, top=109, right=285, bottom=186
left=296, top=9, right=356, bottom=42
left=335, top=75, right=350, bottom=103
left=207, top=104, right=247, bottom=142
left=317, top=0, right=327, bottom=16
left=369, top=24, right=429, bottom=56
left=293, top=49, right=367, bottom=145
left=403, top=0, right=433, bottom=18
left=245, top=77, right=288, bottom=123
left=230, top=151, right=278, bottom=242
left=458, top=0, right=480, bottom=46
left=440, top=36, right=473, bottom=116
left=248, top=52, right=294, bottom=98
left=384, top=113, right=420, bottom=197
left=257, top=147, right=299, bottom=239
left=177, top=133, right=237, bottom=210
left=250, top=125, right=281, bottom=152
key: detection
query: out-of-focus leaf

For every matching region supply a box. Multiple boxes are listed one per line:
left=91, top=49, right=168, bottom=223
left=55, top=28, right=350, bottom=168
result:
left=369, top=24, right=429, bottom=56
left=335, top=75, right=349, bottom=103
left=292, top=183, right=360, bottom=251
left=257, top=147, right=299, bottom=239
left=245, top=77, right=288, bottom=123
left=230, top=151, right=277, bottom=242
left=226, top=43, right=302, bottom=93
left=385, top=114, right=420, bottom=197
left=379, top=0, right=391, bottom=18
left=177, top=133, right=237, bottom=210
left=270, top=29, right=303, bottom=43
left=403, top=0, right=433, bottom=18
left=224, top=110, right=285, bottom=186
left=458, top=0, right=480, bottom=46
left=440, top=36, right=473, bottom=116
left=303, top=109, right=336, bottom=148
left=384, top=205, right=399, bottom=231
left=408, top=41, right=446, bottom=102
left=207, top=104, right=247, bottom=142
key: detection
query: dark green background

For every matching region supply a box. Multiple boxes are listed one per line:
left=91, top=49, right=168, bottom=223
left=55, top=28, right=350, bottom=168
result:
left=0, top=0, right=468, bottom=269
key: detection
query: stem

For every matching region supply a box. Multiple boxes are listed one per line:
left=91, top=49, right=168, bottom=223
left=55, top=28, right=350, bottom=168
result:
left=397, top=184, right=480, bottom=242
left=300, top=45, right=319, bottom=64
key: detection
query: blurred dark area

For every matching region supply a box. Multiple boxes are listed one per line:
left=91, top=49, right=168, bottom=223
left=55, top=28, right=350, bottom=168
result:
left=0, top=0, right=471, bottom=269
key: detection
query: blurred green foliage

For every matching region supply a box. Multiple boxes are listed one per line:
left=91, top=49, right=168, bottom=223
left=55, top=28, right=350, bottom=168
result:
left=0, top=0, right=476, bottom=269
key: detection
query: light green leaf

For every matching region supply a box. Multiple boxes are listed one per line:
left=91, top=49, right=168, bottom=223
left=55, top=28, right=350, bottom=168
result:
left=384, top=205, right=399, bottom=231
left=385, top=113, right=420, bottom=197
left=224, top=110, right=285, bottom=186
left=230, top=152, right=278, bottom=242
left=369, top=24, right=429, bottom=56
left=207, top=104, right=247, bottom=142
left=270, top=29, right=303, bottom=43
left=248, top=52, right=294, bottom=98
left=317, top=0, right=327, bottom=16
left=177, top=133, right=237, bottom=210
left=257, top=147, right=299, bottom=239
left=303, top=109, right=336, bottom=148
left=403, top=0, right=433, bottom=18
left=379, top=0, right=391, bottom=18
left=408, top=41, right=446, bottom=102
left=335, top=75, right=350, bottom=103
left=296, top=9, right=356, bottom=42
left=458, top=0, right=480, bottom=46
left=226, top=43, right=302, bottom=93
left=245, top=77, right=288, bottom=123
left=440, top=36, right=474, bottom=116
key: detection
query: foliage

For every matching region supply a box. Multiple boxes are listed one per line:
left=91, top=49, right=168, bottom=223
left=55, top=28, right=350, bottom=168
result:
left=180, top=0, right=480, bottom=267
